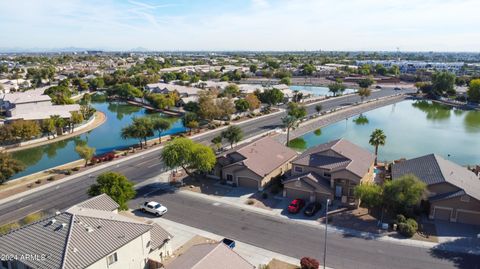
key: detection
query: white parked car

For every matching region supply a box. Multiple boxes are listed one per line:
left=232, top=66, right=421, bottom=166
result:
left=140, top=201, right=168, bottom=216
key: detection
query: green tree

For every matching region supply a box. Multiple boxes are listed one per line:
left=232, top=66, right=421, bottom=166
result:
left=369, top=129, right=386, bottom=165
left=357, top=77, right=374, bottom=88
left=222, top=125, right=243, bottom=149
left=282, top=115, right=299, bottom=147
left=261, top=88, right=284, bottom=107
left=182, top=112, right=199, bottom=134
left=161, top=138, right=216, bottom=177
left=69, top=111, right=84, bottom=132
left=41, top=118, right=56, bottom=139
left=75, top=144, right=95, bottom=167
left=0, top=152, right=25, bottom=184
left=87, top=172, right=136, bottom=210
left=301, top=64, right=316, bottom=75
left=374, top=64, right=387, bottom=76
left=328, top=81, right=346, bottom=96
left=162, top=72, right=177, bottom=83
left=354, top=183, right=383, bottom=213
left=467, top=79, right=480, bottom=103
left=151, top=117, right=172, bottom=143
left=223, top=84, right=240, bottom=97
left=315, top=104, right=322, bottom=115
left=211, top=135, right=223, bottom=151
left=383, top=174, right=426, bottom=213
left=431, top=72, right=456, bottom=96
left=110, top=83, right=143, bottom=99
left=280, top=77, right=291, bottom=85
left=287, top=102, right=307, bottom=119
left=249, top=64, right=258, bottom=73
left=120, top=117, right=154, bottom=148
left=88, top=77, right=105, bottom=90
left=184, top=101, right=199, bottom=113
left=235, top=99, right=250, bottom=112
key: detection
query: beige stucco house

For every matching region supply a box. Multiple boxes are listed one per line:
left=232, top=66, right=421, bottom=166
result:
left=392, top=154, right=480, bottom=225
left=211, top=136, right=298, bottom=190
left=283, top=139, right=375, bottom=205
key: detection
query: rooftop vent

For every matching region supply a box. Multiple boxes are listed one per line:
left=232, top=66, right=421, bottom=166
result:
left=49, top=219, right=57, bottom=225
left=86, top=227, right=94, bottom=233
left=55, top=211, right=61, bottom=216
left=61, top=223, right=67, bottom=229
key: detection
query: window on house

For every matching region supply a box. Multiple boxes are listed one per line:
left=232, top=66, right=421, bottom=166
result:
left=294, top=166, right=303, bottom=173
left=460, top=195, right=470, bottom=202
left=107, top=252, right=118, bottom=265
left=324, top=172, right=331, bottom=178
left=226, top=174, right=234, bottom=182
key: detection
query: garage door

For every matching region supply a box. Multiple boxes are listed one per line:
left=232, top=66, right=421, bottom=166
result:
left=285, top=188, right=311, bottom=201
left=237, top=177, right=258, bottom=189
left=433, top=207, right=452, bottom=221
left=457, top=211, right=480, bottom=226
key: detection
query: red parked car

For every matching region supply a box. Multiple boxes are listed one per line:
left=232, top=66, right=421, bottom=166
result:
left=287, top=199, right=305, bottom=214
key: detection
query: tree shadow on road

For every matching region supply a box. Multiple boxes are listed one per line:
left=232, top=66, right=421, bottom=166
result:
left=429, top=237, right=480, bottom=269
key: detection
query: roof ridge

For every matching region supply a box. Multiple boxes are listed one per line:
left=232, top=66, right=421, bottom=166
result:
left=60, top=213, right=75, bottom=269
left=72, top=211, right=153, bottom=227
left=191, top=243, right=221, bottom=269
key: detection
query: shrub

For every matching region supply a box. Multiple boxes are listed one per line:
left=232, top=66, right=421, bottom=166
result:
left=35, top=179, right=42, bottom=184
left=246, top=199, right=255, bottom=205
left=395, top=214, right=406, bottom=224
left=47, top=176, right=55, bottom=181
left=0, top=222, right=20, bottom=235
left=72, top=167, right=80, bottom=171
left=65, top=169, right=72, bottom=175
left=398, top=218, right=418, bottom=237
left=21, top=212, right=44, bottom=225
left=261, top=192, right=268, bottom=199
left=300, top=257, right=320, bottom=269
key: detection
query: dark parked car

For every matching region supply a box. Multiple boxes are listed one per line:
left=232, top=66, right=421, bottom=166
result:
left=375, top=85, right=382, bottom=89
left=394, top=87, right=402, bottom=91
left=287, top=199, right=305, bottom=214
left=304, top=202, right=322, bottom=216
left=222, top=238, right=235, bottom=249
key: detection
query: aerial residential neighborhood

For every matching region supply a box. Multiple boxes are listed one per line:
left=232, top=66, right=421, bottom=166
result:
left=0, top=1, right=480, bottom=269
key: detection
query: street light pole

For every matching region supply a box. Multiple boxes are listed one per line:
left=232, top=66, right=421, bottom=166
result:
left=324, top=198, right=330, bottom=269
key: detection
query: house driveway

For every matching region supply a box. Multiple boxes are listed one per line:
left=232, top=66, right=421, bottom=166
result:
left=434, top=220, right=480, bottom=242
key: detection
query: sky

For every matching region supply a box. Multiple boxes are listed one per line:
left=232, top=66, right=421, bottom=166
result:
left=0, top=0, right=479, bottom=52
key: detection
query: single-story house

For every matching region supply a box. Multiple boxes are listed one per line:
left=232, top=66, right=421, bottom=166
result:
left=210, top=136, right=297, bottom=190
left=0, top=194, right=172, bottom=269
left=283, top=139, right=375, bottom=205
left=392, top=154, right=480, bottom=225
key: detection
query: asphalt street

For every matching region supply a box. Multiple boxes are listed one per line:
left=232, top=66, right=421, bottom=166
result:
left=130, top=188, right=480, bottom=269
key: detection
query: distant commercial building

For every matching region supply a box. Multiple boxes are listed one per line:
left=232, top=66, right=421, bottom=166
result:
left=356, top=60, right=465, bottom=74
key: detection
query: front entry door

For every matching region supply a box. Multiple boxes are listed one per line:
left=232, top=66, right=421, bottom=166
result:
left=335, top=185, right=343, bottom=198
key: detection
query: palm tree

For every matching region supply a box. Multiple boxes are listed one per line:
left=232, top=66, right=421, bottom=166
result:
left=282, top=115, right=298, bottom=146
left=369, top=129, right=386, bottom=165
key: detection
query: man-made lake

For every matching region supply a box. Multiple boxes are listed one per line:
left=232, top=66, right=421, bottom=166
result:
left=290, top=85, right=356, bottom=96
left=12, top=99, right=186, bottom=179
left=289, top=100, right=480, bottom=165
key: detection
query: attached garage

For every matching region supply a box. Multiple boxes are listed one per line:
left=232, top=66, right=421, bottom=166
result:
left=237, top=177, right=259, bottom=189
left=433, top=207, right=452, bottom=221
left=315, top=192, right=332, bottom=203
left=456, top=211, right=480, bottom=225
left=285, top=188, right=312, bottom=201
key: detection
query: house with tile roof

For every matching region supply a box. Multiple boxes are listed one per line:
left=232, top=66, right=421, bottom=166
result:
left=165, top=242, right=254, bottom=269
left=283, top=139, right=375, bottom=205
left=392, top=154, right=480, bottom=225
left=211, top=135, right=298, bottom=190
left=0, top=194, right=172, bottom=269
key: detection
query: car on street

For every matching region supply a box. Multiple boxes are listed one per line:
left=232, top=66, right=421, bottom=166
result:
left=287, top=198, right=305, bottom=214
left=394, top=87, right=402, bottom=91
left=304, top=202, right=322, bottom=216
left=222, top=238, right=236, bottom=249
left=375, top=85, right=382, bottom=89
left=140, top=201, right=168, bottom=216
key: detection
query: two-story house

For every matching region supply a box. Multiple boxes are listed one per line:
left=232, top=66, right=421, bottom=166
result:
left=392, top=154, right=480, bottom=225
left=283, top=139, right=375, bottom=205
left=0, top=194, right=172, bottom=269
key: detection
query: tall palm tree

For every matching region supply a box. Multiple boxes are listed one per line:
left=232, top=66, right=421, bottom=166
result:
left=282, top=115, right=298, bottom=146
left=369, top=129, right=386, bottom=165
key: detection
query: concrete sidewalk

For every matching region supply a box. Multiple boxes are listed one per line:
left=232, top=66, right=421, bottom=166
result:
left=147, top=215, right=334, bottom=269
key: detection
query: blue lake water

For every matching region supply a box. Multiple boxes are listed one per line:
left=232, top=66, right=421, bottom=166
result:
left=12, top=100, right=186, bottom=179
left=290, top=100, right=480, bottom=165
left=290, top=85, right=356, bottom=96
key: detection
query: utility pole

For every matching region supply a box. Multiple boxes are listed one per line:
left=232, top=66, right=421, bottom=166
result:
left=323, top=198, right=330, bottom=269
